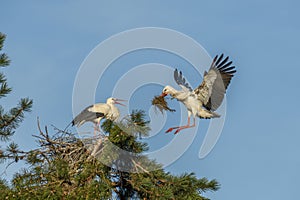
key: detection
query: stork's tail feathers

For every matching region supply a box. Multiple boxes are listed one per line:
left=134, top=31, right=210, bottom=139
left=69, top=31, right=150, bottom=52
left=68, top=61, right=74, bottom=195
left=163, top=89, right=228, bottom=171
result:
left=198, top=109, right=220, bottom=119
left=63, top=119, right=83, bottom=134
left=211, top=112, right=220, bottom=118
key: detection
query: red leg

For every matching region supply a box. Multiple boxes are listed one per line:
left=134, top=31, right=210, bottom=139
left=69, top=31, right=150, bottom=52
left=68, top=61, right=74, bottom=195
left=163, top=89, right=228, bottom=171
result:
left=93, top=125, right=98, bottom=136
left=165, top=117, right=196, bottom=134
left=165, top=126, right=180, bottom=133
left=174, top=117, right=196, bottom=134
left=166, top=117, right=191, bottom=133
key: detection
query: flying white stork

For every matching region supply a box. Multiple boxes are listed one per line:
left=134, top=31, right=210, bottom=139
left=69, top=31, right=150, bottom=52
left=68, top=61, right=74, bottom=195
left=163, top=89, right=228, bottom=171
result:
left=161, top=54, right=236, bottom=134
left=72, top=97, right=126, bottom=133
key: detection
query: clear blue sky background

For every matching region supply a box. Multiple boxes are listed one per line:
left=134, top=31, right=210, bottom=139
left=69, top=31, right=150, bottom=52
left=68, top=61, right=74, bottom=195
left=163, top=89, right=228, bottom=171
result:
left=1, top=1, right=300, bottom=199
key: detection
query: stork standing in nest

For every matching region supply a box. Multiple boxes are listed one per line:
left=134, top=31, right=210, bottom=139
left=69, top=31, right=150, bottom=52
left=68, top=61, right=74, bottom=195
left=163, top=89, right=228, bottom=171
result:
left=72, top=97, right=126, bottom=134
left=161, top=54, right=236, bottom=134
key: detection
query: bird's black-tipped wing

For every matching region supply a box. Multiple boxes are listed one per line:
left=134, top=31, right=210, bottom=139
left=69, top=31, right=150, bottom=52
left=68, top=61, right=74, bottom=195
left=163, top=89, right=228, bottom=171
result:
left=72, top=105, right=105, bottom=127
left=194, top=54, right=236, bottom=111
left=174, top=69, right=193, bottom=91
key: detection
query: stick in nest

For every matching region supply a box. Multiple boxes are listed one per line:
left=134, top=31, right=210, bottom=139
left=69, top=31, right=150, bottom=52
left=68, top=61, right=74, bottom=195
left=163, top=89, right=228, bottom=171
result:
left=151, top=95, right=175, bottom=114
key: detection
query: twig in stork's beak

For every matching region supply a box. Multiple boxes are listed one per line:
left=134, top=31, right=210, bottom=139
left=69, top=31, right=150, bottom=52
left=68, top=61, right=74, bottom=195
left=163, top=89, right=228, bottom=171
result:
left=114, top=99, right=127, bottom=106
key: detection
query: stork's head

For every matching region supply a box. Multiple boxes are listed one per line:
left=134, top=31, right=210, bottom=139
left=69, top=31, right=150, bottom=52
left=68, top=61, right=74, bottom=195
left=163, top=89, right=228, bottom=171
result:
left=161, top=85, right=175, bottom=97
left=107, top=97, right=126, bottom=106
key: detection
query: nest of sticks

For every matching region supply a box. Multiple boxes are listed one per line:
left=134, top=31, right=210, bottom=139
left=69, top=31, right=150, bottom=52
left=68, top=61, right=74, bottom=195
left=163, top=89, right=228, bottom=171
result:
left=151, top=95, right=175, bottom=114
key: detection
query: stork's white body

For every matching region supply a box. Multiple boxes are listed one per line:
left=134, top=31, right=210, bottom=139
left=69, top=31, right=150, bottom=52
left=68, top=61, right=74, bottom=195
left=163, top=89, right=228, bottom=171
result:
left=163, top=86, right=218, bottom=120
left=170, top=88, right=197, bottom=115
left=83, top=102, right=118, bottom=125
left=86, top=103, right=107, bottom=126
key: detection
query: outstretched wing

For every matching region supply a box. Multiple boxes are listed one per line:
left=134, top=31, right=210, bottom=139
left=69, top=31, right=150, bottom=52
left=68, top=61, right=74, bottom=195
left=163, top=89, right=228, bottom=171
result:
left=194, top=54, right=236, bottom=111
left=174, top=69, right=193, bottom=91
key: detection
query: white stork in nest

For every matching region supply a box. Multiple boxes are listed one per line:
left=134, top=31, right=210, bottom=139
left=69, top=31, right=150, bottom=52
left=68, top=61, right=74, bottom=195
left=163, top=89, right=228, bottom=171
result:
left=161, top=54, right=236, bottom=134
left=72, top=97, right=126, bottom=133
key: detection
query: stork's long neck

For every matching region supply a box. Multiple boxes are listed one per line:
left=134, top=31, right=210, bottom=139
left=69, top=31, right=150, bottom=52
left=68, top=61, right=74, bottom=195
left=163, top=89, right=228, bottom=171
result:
left=168, top=86, right=185, bottom=100
left=108, top=103, right=120, bottom=121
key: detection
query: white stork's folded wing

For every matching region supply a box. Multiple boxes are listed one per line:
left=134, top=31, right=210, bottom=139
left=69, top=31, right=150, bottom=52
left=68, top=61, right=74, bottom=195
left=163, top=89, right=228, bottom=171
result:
left=72, top=105, right=105, bottom=127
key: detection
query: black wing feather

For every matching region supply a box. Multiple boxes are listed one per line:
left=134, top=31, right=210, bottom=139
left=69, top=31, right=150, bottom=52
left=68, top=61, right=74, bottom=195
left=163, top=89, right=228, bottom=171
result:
left=215, top=54, right=224, bottom=66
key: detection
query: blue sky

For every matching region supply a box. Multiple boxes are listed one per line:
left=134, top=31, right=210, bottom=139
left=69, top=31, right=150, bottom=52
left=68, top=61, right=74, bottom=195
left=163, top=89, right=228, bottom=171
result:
left=1, top=1, right=300, bottom=199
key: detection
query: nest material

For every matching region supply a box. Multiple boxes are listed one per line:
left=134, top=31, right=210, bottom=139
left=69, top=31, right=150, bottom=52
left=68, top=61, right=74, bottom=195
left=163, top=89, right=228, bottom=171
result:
left=151, top=95, right=175, bottom=114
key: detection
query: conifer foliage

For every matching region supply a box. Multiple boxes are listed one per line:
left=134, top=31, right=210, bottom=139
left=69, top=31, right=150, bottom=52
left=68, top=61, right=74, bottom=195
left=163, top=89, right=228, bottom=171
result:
left=0, top=32, right=33, bottom=162
left=0, top=32, right=33, bottom=198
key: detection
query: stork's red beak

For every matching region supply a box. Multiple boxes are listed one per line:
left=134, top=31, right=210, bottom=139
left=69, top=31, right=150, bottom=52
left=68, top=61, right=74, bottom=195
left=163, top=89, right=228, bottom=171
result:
left=115, top=99, right=126, bottom=106
left=161, top=93, right=167, bottom=97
